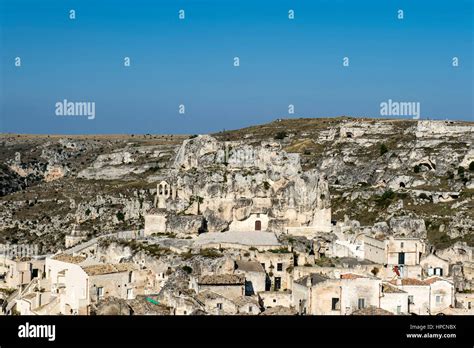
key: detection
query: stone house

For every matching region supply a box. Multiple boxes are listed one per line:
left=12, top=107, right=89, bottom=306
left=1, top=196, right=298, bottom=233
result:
left=1, top=256, right=45, bottom=289
left=253, top=251, right=294, bottom=291
left=234, top=260, right=266, bottom=295
left=455, top=292, right=474, bottom=314
left=364, top=236, right=425, bottom=278
left=258, top=290, right=292, bottom=309
left=389, top=277, right=454, bottom=315
left=420, top=254, right=450, bottom=278
left=233, top=295, right=261, bottom=314
left=45, top=254, right=143, bottom=315
left=379, top=283, right=409, bottom=315
left=195, top=290, right=239, bottom=315
left=292, top=273, right=381, bottom=315
left=194, top=274, right=245, bottom=299
left=229, top=212, right=269, bottom=232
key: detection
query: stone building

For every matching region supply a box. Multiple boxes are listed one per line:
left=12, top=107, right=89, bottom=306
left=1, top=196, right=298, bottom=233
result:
left=45, top=254, right=144, bottom=315
left=1, top=257, right=45, bottom=289
left=234, top=260, right=266, bottom=295
left=292, top=273, right=381, bottom=315
left=253, top=251, right=294, bottom=291
left=379, top=283, right=409, bottom=315
left=364, top=236, right=425, bottom=278
left=420, top=254, right=450, bottom=278
left=389, top=277, right=454, bottom=315
left=195, top=290, right=239, bottom=315
left=193, top=274, right=245, bottom=299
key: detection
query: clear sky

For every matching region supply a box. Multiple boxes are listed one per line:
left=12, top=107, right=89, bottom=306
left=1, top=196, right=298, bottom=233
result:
left=0, top=0, right=472, bottom=134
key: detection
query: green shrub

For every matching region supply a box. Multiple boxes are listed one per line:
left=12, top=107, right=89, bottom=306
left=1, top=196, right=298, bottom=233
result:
left=274, top=131, right=288, bottom=140
left=116, top=211, right=125, bottom=221
left=419, top=193, right=429, bottom=200
left=182, top=266, right=193, bottom=274
left=380, top=143, right=388, bottom=156
left=469, top=161, right=474, bottom=171
left=413, top=165, right=420, bottom=173
left=381, top=189, right=395, bottom=201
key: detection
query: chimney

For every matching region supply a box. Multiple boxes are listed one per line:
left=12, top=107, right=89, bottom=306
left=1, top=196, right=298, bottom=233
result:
left=36, top=292, right=42, bottom=307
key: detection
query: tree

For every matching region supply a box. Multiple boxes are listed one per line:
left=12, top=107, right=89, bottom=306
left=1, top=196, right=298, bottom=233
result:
left=380, top=143, right=388, bottom=156
left=274, top=131, right=288, bottom=140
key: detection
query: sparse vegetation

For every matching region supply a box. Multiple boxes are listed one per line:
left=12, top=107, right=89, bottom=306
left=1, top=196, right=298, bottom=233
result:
left=199, top=248, right=223, bottom=258
left=379, top=143, right=388, bottom=156
left=116, top=211, right=125, bottom=221
left=181, top=265, right=193, bottom=274
left=274, top=131, right=288, bottom=140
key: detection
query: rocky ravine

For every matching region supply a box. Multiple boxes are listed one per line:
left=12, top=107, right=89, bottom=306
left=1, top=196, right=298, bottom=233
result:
left=0, top=118, right=473, bottom=253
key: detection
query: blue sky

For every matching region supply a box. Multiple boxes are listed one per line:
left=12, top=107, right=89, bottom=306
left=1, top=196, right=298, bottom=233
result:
left=0, top=0, right=472, bottom=134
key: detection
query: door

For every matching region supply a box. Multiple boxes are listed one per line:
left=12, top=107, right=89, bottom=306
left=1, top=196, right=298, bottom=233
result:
left=398, top=252, right=405, bottom=265
left=255, top=220, right=262, bottom=231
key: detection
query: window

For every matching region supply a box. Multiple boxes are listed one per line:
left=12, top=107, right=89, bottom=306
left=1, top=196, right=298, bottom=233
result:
left=358, top=298, right=365, bottom=310
left=97, top=287, right=104, bottom=298
left=274, top=277, right=281, bottom=290
left=261, top=263, right=265, bottom=270
left=249, top=306, right=253, bottom=313
left=255, top=220, right=262, bottom=231
left=277, top=263, right=283, bottom=272
left=397, top=305, right=402, bottom=314
left=435, top=295, right=441, bottom=304
left=400, top=242, right=404, bottom=248
left=408, top=295, right=414, bottom=304
left=273, top=299, right=277, bottom=303
left=434, top=268, right=443, bottom=276
left=127, top=288, right=133, bottom=299
left=331, top=298, right=340, bottom=311
left=128, top=271, right=133, bottom=283
left=217, top=303, right=223, bottom=310
left=468, top=302, right=472, bottom=310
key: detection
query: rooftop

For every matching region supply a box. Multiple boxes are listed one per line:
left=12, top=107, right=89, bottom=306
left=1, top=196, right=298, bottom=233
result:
left=260, top=306, right=297, bottom=316
left=382, top=283, right=407, bottom=293
left=52, top=254, right=87, bottom=264
left=295, top=273, right=329, bottom=286
left=389, top=277, right=450, bottom=286
left=195, top=231, right=280, bottom=247
left=351, top=306, right=394, bottom=316
left=235, top=260, right=265, bottom=273
left=340, top=273, right=370, bottom=280
left=81, top=263, right=136, bottom=276
left=198, top=274, right=245, bottom=285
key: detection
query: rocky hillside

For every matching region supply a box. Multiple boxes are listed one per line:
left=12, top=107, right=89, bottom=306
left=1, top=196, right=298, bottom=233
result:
left=217, top=118, right=474, bottom=248
left=0, top=117, right=473, bottom=252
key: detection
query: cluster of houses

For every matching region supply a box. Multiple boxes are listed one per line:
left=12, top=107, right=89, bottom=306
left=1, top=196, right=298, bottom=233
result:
left=1, top=231, right=473, bottom=316
left=0, top=179, right=472, bottom=316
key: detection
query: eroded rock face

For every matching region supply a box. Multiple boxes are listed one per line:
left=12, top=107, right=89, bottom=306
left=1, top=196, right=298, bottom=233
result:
left=157, top=135, right=332, bottom=234
left=389, top=217, right=427, bottom=238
